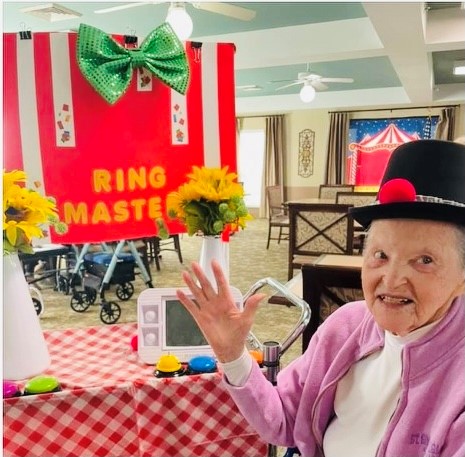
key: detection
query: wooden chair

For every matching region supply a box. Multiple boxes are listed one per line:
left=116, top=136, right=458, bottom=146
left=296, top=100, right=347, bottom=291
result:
left=335, top=191, right=378, bottom=207
left=318, top=184, right=354, bottom=200
left=336, top=191, right=378, bottom=253
left=266, top=185, right=289, bottom=249
left=288, top=203, right=354, bottom=279
left=144, top=234, right=183, bottom=271
left=301, top=261, right=363, bottom=351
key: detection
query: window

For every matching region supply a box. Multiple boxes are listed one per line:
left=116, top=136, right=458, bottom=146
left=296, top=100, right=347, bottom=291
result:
left=238, top=129, right=265, bottom=208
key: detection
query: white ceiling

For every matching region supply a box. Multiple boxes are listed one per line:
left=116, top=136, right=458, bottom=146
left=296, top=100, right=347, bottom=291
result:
left=3, top=1, right=465, bottom=115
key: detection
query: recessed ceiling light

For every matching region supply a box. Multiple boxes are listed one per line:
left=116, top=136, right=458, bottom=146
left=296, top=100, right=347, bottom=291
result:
left=453, top=60, right=465, bottom=76
left=20, top=3, right=82, bottom=22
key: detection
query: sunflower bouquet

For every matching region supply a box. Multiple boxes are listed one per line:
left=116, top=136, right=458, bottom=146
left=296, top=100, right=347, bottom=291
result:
left=166, top=166, right=251, bottom=237
left=3, top=170, right=67, bottom=255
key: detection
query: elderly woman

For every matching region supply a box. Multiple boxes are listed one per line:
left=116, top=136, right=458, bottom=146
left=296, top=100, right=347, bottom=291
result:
left=177, top=140, right=465, bottom=457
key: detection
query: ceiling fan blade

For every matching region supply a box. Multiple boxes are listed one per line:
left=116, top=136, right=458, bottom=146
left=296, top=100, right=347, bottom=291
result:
left=94, top=2, right=150, bottom=14
left=320, top=77, right=354, bottom=83
left=192, top=3, right=256, bottom=21
left=268, top=79, right=299, bottom=84
left=311, top=80, right=328, bottom=91
left=276, top=81, right=304, bottom=91
left=236, top=85, right=262, bottom=92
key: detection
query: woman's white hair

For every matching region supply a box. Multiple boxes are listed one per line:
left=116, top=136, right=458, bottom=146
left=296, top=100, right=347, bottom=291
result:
left=457, top=225, right=465, bottom=270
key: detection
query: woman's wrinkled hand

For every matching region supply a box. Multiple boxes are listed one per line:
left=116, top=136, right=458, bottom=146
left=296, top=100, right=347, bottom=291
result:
left=177, top=260, right=265, bottom=363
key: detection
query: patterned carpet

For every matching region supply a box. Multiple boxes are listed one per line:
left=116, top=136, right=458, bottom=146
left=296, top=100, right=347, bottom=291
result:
left=36, top=218, right=304, bottom=366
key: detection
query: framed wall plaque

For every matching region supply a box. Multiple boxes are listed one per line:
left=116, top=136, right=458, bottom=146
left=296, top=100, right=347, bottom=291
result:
left=298, top=129, right=315, bottom=177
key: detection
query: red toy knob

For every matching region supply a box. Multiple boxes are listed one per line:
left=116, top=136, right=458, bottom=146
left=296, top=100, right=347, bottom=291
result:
left=130, top=334, right=138, bottom=351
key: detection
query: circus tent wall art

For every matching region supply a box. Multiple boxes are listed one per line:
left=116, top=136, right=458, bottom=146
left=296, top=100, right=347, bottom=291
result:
left=346, top=116, right=439, bottom=187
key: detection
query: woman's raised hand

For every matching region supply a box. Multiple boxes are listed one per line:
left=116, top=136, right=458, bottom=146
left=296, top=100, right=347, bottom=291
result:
left=177, top=260, right=265, bottom=363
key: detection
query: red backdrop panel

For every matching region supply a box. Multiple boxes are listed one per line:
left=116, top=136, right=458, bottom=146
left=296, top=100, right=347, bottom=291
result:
left=3, top=32, right=236, bottom=243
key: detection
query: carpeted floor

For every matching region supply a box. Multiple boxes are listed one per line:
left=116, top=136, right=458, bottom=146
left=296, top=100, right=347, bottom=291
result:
left=35, top=218, right=304, bottom=366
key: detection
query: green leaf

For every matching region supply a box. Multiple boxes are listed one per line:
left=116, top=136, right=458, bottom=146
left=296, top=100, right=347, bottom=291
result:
left=155, top=218, right=170, bottom=239
left=18, top=244, right=35, bottom=254
left=3, top=238, right=15, bottom=254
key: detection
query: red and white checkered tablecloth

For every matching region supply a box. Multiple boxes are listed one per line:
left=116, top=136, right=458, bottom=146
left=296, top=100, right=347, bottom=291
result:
left=3, top=323, right=268, bottom=457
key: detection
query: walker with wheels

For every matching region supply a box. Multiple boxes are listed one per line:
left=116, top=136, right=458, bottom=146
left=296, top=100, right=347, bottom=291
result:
left=69, top=240, right=153, bottom=324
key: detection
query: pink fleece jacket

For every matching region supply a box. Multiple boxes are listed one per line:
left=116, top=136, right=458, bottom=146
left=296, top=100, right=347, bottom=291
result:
left=226, top=297, right=465, bottom=457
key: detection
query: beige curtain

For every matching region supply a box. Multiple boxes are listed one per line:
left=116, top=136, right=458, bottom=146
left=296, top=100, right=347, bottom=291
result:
left=262, top=115, right=285, bottom=217
left=325, top=112, right=349, bottom=184
left=435, top=107, right=456, bottom=140
left=236, top=117, right=244, bottom=141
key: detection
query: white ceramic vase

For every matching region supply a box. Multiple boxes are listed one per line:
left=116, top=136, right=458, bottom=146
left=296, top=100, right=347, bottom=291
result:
left=3, top=253, right=51, bottom=380
left=198, top=236, right=230, bottom=288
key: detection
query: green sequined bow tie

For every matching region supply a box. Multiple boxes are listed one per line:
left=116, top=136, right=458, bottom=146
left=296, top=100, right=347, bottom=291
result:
left=77, top=23, right=190, bottom=105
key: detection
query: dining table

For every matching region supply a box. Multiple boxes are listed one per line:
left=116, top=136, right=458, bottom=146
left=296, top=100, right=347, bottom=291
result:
left=285, top=197, right=334, bottom=205
left=3, top=323, right=268, bottom=457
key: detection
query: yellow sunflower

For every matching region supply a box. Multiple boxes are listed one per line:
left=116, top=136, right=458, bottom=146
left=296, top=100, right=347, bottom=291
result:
left=3, top=169, right=67, bottom=255
left=165, top=166, right=251, bottom=236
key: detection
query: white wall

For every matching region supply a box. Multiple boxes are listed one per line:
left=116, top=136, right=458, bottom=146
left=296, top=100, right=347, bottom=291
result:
left=240, top=104, right=465, bottom=203
left=284, top=110, right=330, bottom=200
left=284, top=104, right=465, bottom=199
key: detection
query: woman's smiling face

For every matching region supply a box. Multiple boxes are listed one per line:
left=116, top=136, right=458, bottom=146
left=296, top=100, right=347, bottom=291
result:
left=362, top=219, right=465, bottom=336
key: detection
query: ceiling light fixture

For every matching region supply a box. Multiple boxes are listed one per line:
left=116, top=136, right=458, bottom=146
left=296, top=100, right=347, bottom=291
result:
left=236, top=85, right=263, bottom=92
left=453, top=60, right=465, bottom=76
left=166, top=3, right=193, bottom=42
left=300, top=83, right=316, bottom=103
left=20, top=3, right=82, bottom=22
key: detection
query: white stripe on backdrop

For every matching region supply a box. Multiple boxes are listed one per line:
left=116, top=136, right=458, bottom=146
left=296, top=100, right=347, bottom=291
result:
left=17, top=35, right=44, bottom=192
left=50, top=33, right=76, bottom=148
left=201, top=43, right=221, bottom=168
left=171, top=88, right=189, bottom=145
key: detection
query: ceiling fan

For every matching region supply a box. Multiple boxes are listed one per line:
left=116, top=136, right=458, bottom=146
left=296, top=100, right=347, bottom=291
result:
left=236, top=84, right=263, bottom=92
left=270, top=68, right=354, bottom=102
left=94, top=2, right=255, bottom=41
left=94, top=1, right=256, bottom=20
left=272, top=72, right=354, bottom=91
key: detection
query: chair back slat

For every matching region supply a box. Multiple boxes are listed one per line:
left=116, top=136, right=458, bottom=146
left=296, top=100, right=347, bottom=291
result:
left=318, top=184, right=354, bottom=200
left=301, top=263, right=363, bottom=350
left=336, top=191, right=378, bottom=207
left=266, top=185, right=289, bottom=248
left=288, top=203, right=354, bottom=278
left=267, top=186, right=285, bottom=216
left=296, top=212, right=351, bottom=253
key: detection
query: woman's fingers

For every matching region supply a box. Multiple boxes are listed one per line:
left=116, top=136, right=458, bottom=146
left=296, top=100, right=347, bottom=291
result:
left=210, top=260, right=231, bottom=295
left=242, top=293, right=266, bottom=322
left=176, top=288, right=200, bottom=314
left=176, top=261, right=268, bottom=362
left=189, top=261, right=218, bottom=298
left=181, top=261, right=233, bottom=311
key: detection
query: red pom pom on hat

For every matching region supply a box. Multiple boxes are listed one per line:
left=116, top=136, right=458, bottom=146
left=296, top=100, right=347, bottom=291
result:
left=378, top=178, right=416, bottom=204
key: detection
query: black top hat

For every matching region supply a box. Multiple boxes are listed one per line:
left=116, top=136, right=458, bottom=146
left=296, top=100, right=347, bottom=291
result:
left=350, top=139, right=465, bottom=228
